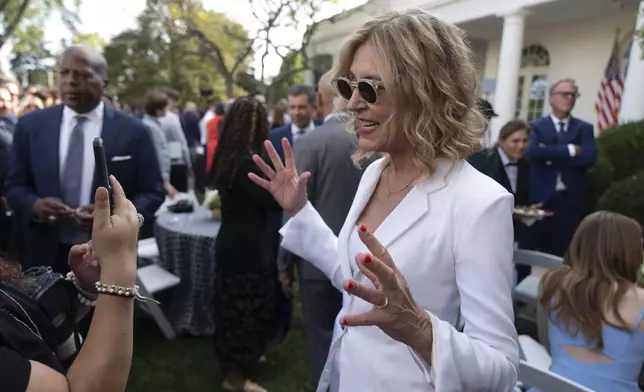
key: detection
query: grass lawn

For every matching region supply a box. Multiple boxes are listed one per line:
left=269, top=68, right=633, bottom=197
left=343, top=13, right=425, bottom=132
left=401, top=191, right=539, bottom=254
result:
left=127, top=295, right=309, bottom=392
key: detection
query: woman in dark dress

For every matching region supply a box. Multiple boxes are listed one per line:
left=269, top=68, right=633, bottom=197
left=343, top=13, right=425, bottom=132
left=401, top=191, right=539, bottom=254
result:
left=209, top=97, right=280, bottom=392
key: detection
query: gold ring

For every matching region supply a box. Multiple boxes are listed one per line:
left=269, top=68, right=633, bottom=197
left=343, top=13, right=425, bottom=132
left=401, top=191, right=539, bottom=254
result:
left=375, top=295, right=388, bottom=309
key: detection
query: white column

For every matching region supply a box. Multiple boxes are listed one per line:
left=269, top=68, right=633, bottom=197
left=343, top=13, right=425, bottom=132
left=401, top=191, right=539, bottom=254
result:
left=491, top=9, right=526, bottom=142
left=618, top=0, right=644, bottom=123
left=304, top=69, right=316, bottom=87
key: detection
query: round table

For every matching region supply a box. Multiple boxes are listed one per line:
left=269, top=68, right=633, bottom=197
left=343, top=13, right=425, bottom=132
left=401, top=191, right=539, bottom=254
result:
left=155, top=207, right=220, bottom=335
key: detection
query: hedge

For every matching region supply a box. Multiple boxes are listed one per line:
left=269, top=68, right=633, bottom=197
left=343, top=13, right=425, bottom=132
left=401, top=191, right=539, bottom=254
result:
left=589, top=121, right=644, bottom=226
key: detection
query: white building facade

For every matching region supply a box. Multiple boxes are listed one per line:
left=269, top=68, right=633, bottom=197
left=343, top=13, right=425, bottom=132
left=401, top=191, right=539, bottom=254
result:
left=306, top=0, right=643, bottom=140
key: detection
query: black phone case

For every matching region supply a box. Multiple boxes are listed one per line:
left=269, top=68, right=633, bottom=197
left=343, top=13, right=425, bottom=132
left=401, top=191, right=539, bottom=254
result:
left=92, top=137, right=114, bottom=213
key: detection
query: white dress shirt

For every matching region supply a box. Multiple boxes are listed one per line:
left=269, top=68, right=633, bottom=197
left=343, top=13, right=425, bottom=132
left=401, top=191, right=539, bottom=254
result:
left=497, top=147, right=518, bottom=194
left=323, top=112, right=348, bottom=124
left=199, top=109, right=214, bottom=146
left=280, top=158, right=519, bottom=391
left=59, top=101, right=104, bottom=207
left=291, top=121, right=316, bottom=143
left=549, top=114, right=576, bottom=191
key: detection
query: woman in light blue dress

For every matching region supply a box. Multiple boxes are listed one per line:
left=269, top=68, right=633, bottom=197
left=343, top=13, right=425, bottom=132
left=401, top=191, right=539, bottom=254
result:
left=536, top=211, right=644, bottom=391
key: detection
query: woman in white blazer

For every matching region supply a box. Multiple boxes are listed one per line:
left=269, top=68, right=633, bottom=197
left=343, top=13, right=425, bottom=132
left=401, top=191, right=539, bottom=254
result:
left=250, top=9, right=519, bottom=392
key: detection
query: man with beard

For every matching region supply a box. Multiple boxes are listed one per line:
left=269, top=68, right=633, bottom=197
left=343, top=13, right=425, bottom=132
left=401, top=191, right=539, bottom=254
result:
left=5, top=45, right=165, bottom=271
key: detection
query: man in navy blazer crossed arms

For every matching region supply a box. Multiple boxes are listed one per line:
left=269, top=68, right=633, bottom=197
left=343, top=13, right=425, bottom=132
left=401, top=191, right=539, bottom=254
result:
left=5, top=46, right=165, bottom=272
left=525, top=78, right=596, bottom=257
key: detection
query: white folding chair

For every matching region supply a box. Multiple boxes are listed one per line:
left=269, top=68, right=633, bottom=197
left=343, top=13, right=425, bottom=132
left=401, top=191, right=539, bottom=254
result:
left=518, top=335, right=551, bottom=370
left=513, top=249, right=563, bottom=306
left=518, top=360, right=593, bottom=392
left=136, top=238, right=180, bottom=339
left=137, top=237, right=160, bottom=260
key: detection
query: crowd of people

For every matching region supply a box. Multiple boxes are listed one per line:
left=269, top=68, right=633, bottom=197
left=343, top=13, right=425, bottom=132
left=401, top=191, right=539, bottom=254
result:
left=0, top=6, right=643, bottom=392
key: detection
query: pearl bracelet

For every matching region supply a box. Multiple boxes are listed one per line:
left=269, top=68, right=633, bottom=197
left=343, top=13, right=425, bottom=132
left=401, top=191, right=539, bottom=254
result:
left=66, top=272, right=98, bottom=307
left=94, top=282, right=160, bottom=304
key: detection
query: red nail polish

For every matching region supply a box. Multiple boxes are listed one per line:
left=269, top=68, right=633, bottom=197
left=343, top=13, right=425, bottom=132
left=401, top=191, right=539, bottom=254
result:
left=359, top=224, right=367, bottom=232
left=340, top=318, right=347, bottom=326
left=364, top=254, right=372, bottom=263
left=347, top=281, right=355, bottom=289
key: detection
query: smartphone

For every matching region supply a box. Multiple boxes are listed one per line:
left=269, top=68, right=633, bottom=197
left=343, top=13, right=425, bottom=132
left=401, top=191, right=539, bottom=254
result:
left=93, top=137, right=114, bottom=214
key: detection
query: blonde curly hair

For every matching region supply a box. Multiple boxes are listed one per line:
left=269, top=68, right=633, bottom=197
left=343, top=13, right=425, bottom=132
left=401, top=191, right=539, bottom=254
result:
left=330, top=9, right=484, bottom=175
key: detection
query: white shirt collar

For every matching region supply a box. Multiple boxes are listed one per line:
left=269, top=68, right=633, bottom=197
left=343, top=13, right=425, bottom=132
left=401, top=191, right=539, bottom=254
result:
left=550, top=113, right=570, bottom=130
left=291, top=121, right=315, bottom=135
left=323, top=112, right=348, bottom=123
left=497, top=146, right=514, bottom=166
left=63, top=101, right=105, bottom=124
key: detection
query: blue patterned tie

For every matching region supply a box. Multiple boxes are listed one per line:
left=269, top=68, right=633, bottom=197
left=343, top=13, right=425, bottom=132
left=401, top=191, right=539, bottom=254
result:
left=61, top=116, right=86, bottom=208
left=557, top=121, right=566, bottom=144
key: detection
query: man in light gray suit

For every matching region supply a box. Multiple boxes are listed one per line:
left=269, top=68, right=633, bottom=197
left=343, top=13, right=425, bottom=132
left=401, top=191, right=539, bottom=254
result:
left=278, top=71, right=366, bottom=390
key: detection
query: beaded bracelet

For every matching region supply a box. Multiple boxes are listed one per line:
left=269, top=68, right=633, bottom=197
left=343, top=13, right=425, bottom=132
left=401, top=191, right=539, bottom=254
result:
left=66, top=272, right=98, bottom=307
left=94, top=282, right=160, bottom=304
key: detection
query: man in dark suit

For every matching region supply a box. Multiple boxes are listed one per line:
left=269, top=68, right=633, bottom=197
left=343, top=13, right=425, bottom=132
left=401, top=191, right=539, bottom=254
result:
left=277, top=72, right=367, bottom=389
left=526, top=78, right=596, bottom=257
left=5, top=45, right=165, bottom=272
left=468, top=119, right=531, bottom=281
left=269, top=84, right=321, bottom=162
left=268, top=84, right=320, bottom=343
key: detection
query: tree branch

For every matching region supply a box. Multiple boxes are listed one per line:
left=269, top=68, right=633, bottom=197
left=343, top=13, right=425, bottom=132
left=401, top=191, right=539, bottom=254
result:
left=186, top=27, right=231, bottom=77
left=0, top=0, right=32, bottom=50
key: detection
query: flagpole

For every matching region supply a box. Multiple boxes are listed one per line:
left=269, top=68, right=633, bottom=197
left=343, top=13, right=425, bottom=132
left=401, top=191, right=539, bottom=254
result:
left=618, top=0, right=644, bottom=123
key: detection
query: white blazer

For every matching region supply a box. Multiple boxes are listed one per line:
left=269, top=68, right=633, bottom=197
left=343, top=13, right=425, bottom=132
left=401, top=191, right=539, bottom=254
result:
left=280, top=157, right=520, bottom=391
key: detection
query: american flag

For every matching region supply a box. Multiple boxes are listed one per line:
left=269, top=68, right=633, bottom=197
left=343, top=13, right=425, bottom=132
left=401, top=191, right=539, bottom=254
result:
left=595, top=36, right=624, bottom=132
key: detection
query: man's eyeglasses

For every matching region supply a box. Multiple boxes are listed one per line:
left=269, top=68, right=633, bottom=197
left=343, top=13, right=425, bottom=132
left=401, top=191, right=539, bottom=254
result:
left=334, top=77, right=384, bottom=104
left=554, top=92, right=580, bottom=99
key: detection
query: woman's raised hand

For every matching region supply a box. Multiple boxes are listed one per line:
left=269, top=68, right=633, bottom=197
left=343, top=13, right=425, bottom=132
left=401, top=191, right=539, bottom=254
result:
left=249, top=138, right=311, bottom=216
left=341, top=225, right=434, bottom=352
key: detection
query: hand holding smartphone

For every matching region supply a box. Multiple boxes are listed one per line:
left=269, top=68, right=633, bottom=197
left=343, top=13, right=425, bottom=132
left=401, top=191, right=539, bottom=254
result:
left=93, top=137, right=114, bottom=214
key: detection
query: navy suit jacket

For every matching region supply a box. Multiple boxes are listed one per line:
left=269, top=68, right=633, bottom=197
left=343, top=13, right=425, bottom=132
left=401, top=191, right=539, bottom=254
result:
left=269, top=121, right=323, bottom=163
left=526, top=115, right=596, bottom=204
left=269, top=124, right=292, bottom=163
left=5, top=104, right=165, bottom=266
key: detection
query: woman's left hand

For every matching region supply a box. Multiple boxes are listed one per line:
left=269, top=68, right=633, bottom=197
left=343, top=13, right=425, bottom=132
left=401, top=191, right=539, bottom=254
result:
left=342, top=226, right=433, bottom=349
left=68, top=240, right=100, bottom=294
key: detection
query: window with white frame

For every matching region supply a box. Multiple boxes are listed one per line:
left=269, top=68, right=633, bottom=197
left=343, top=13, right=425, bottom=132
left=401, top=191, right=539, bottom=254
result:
left=515, top=45, right=550, bottom=121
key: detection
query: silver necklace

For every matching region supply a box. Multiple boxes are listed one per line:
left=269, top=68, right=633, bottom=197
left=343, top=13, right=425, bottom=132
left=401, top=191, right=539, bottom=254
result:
left=0, top=287, right=43, bottom=341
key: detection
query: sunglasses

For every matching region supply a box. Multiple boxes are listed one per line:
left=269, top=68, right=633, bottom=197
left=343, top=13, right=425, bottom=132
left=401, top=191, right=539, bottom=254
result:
left=334, top=77, right=384, bottom=104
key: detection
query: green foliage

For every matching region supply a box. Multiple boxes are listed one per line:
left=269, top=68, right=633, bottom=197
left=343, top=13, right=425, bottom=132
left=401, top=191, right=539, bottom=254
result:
left=586, top=153, right=614, bottom=214
left=72, top=32, right=106, bottom=50
left=597, top=171, right=644, bottom=227
left=104, top=1, right=249, bottom=105
left=208, top=194, right=221, bottom=210
left=5, top=0, right=80, bottom=84
left=593, top=121, right=644, bottom=183
left=589, top=121, right=644, bottom=225
left=2, top=0, right=80, bottom=50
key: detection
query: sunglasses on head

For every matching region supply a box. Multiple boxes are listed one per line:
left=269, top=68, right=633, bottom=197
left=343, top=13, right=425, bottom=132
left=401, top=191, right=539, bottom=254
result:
left=334, top=77, right=384, bottom=104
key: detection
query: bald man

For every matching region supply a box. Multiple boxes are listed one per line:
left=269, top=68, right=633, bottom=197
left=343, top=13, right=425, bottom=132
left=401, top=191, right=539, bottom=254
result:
left=6, top=45, right=165, bottom=271
left=277, top=71, right=370, bottom=389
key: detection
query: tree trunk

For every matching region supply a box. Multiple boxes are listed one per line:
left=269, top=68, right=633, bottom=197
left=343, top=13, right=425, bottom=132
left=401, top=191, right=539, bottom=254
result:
left=225, top=78, right=234, bottom=99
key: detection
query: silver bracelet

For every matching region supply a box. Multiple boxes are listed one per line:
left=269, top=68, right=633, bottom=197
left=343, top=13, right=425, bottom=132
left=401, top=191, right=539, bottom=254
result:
left=94, top=282, right=160, bottom=304
left=66, top=272, right=98, bottom=305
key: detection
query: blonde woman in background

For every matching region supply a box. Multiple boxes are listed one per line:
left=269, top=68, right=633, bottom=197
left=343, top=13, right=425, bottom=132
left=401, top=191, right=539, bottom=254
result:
left=250, top=8, right=518, bottom=392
